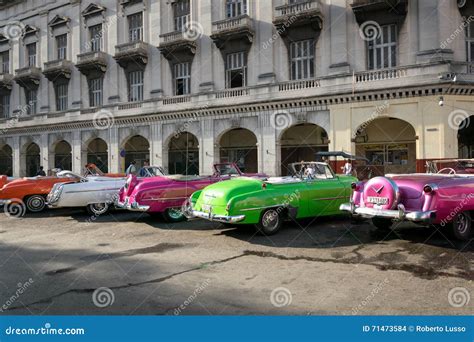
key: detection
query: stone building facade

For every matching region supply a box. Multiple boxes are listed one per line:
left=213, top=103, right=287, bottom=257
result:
left=0, top=0, right=473, bottom=177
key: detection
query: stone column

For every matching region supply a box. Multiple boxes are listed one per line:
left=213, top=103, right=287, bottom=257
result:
left=72, top=130, right=82, bottom=173
left=200, top=118, right=215, bottom=175
left=260, top=112, right=278, bottom=176
left=108, top=126, right=120, bottom=173
left=150, top=123, right=163, bottom=167
left=40, top=134, right=49, bottom=174
left=12, top=136, right=20, bottom=177
left=328, top=0, right=350, bottom=75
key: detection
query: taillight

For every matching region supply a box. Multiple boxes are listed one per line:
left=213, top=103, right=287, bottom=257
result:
left=423, top=185, right=433, bottom=193
left=262, top=183, right=267, bottom=189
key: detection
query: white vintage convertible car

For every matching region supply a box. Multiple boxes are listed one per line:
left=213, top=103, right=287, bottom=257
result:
left=47, top=166, right=166, bottom=215
left=47, top=171, right=126, bottom=215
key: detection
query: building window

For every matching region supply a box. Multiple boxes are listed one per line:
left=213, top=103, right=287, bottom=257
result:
left=174, top=0, right=190, bottom=31
left=56, top=34, right=67, bottom=60
left=226, top=0, right=247, bottom=18
left=0, top=93, right=10, bottom=118
left=89, top=77, right=103, bottom=107
left=55, top=83, right=68, bottom=111
left=0, top=51, right=9, bottom=73
left=25, top=89, right=37, bottom=115
left=128, top=12, right=143, bottom=42
left=367, top=24, right=397, bottom=70
left=466, top=16, right=474, bottom=72
left=128, top=70, right=143, bottom=102
left=290, top=40, right=314, bottom=80
left=226, top=52, right=246, bottom=88
left=174, top=62, right=190, bottom=95
left=26, top=43, right=36, bottom=67
left=89, top=24, right=103, bottom=52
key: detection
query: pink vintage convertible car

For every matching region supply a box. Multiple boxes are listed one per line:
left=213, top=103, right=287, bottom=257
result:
left=340, top=170, right=474, bottom=241
left=116, top=163, right=266, bottom=222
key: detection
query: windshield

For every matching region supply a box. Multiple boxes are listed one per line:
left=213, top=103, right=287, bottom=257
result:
left=215, top=164, right=240, bottom=176
left=139, top=166, right=165, bottom=177
left=427, top=159, right=474, bottom=174
left=290, top=162, right=335, bottom=180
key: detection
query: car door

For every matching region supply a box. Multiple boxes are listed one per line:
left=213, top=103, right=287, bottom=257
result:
left=306, top=176, right=348, bottom=216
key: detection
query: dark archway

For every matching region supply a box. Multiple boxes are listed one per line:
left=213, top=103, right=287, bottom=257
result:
left=54, top=140, right=72, bottom=171
left=87, top=138, right=108, bottom=173
left=280, top=123, right=329, bottom=175
left=0, top=144, right=13, bottom=176
left=123, top=135, right=150, bottom=170
left=168, top=132, right=199, bottom=175
left=219, top=128, right=258, bottom=173
left=25, top=143, right=40, bottom=176
left=458, top=115, right=474, bottom=158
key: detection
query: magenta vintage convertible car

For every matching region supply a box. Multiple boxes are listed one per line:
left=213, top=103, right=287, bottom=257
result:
left=340, top=171, right=474, bottom=241
left=116, top=163, right=266, bottom=222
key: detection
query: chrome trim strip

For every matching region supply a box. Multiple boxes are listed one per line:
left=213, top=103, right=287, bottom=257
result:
left=65, top=188, right=121, bottom=194
left=313, top=196, right=347, bottom=201
left=192, top=210, right=245, bottom=223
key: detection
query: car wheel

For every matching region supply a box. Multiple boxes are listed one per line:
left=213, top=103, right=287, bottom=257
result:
left=86, top=203, right=110, bottom=216
left=451, top=211, right=472, bottom=241
left=25, top=195, right=46, bottom=212
left=256, top=208, right=282, bottom=235
left=163, top=207, right=186, bottom=222
left=371, top=217, right=393, bottom=231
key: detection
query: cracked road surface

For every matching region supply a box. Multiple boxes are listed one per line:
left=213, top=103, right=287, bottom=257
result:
left=0, top=209, right=472, bottom=315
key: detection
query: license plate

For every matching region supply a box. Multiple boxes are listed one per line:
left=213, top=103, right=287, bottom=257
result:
left=202, top=204, right=211, bottom=213
left=367, top=196, right=389, bottom=205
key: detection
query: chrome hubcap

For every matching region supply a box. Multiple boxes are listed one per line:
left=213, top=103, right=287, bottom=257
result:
left=28, top=196, right=44, bottom=211
left=168, top=208, right=183, bottom=220
left=262, top=210, right=279, bottom=230
left=92, top=203, right=107, bottom=214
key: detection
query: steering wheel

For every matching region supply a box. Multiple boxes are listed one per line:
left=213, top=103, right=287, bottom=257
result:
left=437, top=167, right=456, bottom=175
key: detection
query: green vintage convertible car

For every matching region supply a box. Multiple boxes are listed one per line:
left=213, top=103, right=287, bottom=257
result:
left=186, top=162, right=357, bottom=235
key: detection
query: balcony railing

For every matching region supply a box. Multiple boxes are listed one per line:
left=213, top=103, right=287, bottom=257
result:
left=163, top=95, right=191, bottom=105
left=279, top=79, right=320, bottom=92
left=212, top=15, right=253, bottom=34
left=76, top=51, right=108, bottom=74
left=274, top=0, right=320, bottom=17
left=159, top=31, right=187, bottom=44
left=114, top=41, right=148, bottom=67
left=215, top=87, right=250, bottom=99
left=355, top=68, right=408, bottom=83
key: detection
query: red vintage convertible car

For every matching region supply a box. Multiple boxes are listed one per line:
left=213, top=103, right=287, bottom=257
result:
left=340, top=165, right=474, bottom=240
left=116, top=163, right=266, bottom=222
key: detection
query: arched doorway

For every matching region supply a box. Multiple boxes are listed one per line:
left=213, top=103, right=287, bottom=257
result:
left=458, top=115, right=474, bottom=158
left=25, top=143, right=40, bottom=176
left=0, top=144, right=13, bottom=176
left=355, top=117, right=416, bottom=174
left=168, top=132, right=199, bottom=175
left=87, top=138, right=108, bottom=173
left=54, top=140, right=72, bottom=171
left=219, top=128, right=258, bottom=173
left=280, top=123, right=329, bottom=175
left=123, top=135, right=150, bottom=170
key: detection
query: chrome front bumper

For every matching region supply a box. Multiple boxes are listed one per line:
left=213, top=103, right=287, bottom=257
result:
left=115, top=200, right=150, bottom=212
left=339, top=203, right=436, bottom=224
left=0, top=199, right=9, bottom=206
left=192, top=210, right=245, bottom=223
